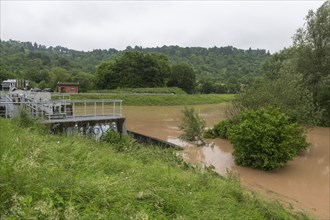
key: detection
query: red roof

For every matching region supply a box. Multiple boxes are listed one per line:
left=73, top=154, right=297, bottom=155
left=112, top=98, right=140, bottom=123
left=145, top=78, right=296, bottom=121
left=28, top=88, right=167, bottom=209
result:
left=57, top=82, right=79, bottom=86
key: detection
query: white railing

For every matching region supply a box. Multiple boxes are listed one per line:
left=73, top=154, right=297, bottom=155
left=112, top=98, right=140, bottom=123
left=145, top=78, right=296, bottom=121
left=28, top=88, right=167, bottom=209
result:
left=0, top=99, right=123, bottom=121
left=0, top=95, right=15, bottom=118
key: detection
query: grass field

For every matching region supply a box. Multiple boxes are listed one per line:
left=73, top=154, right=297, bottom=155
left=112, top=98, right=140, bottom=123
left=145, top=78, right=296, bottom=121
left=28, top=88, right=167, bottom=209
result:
left=0, top=117, right=310, bottom=219
left=53, top=93, right=235, bottom=106
left=87, top=87, right=187, bottom=95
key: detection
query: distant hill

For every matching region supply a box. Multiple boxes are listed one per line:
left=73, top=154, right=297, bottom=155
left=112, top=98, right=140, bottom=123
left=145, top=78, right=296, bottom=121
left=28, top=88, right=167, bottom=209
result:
left=0, top=39, right=271, bottom=93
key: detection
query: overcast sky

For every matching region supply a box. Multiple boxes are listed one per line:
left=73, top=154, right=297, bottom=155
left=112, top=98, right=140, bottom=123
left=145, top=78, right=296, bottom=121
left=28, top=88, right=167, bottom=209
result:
left=0, top=1, right=325, bottom=53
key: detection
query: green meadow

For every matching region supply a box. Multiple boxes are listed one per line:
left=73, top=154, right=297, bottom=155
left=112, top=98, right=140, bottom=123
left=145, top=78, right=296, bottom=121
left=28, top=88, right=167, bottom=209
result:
left=0, top=117, right=310, bottom=219
left=53, top=93, right=235, bottom=106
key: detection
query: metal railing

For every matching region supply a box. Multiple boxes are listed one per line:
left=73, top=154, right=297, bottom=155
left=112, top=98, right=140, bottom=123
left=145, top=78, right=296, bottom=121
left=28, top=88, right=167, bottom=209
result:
left=0, top=95, right=16, bottom=118
left=0, top=99, right=123, bottom=121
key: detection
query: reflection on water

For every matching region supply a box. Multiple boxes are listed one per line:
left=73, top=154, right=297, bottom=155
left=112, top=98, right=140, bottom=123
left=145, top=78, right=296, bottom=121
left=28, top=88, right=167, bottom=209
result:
left=124, top=104, right=329, bottom=219
left=181, top=140, right=235, bottom=176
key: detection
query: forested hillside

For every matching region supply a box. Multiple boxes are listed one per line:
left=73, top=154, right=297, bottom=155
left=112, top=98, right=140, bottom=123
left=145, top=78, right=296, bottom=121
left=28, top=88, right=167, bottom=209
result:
left=0, top=40, right=270, bottom=93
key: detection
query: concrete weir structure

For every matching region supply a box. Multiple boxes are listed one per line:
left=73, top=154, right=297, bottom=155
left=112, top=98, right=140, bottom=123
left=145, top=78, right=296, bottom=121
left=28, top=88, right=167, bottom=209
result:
left=0, top=90, right=126, bottom=139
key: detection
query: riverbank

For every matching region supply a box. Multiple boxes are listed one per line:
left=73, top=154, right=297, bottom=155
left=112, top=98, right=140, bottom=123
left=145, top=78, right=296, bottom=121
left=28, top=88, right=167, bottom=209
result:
left=123, top=104, right=329, bottom=219
left=52, top=93, right=234, bottom=106
left=0, top=118, right=308, bottom=219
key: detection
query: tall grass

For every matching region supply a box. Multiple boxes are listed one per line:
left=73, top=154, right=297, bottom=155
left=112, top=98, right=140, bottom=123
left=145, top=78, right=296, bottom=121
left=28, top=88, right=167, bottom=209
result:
left=0, top=118, right=310, bottom=219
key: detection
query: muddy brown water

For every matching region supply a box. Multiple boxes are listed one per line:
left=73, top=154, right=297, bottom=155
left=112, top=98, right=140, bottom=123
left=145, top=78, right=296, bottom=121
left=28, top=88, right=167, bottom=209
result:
left=123, top=104, right=329, bottom=219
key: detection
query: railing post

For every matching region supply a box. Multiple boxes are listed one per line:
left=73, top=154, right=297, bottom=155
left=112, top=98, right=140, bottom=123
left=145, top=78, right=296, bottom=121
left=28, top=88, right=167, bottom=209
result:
left=120, top=101, right=122, bottom=116
left=84, top=100, right=87, bottom=116
left=102, top=99, right=104, bottom=115
left=94, top=101, right=96, bottom=117
left=36, top=102, right=39, bottom=117
left=72, top=102, right=75, bottom=118
left=5, top=103, right=8, bottom=118
left=113, top=101, right=116, bottom=116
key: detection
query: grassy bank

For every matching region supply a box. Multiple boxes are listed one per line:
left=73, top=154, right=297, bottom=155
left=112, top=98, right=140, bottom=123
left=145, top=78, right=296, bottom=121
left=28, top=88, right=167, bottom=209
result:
left=53, top=93, right=235, bottom=106
left=0, top=118, right=309, bottom=219
left=88, top=87, right=187, bottom=95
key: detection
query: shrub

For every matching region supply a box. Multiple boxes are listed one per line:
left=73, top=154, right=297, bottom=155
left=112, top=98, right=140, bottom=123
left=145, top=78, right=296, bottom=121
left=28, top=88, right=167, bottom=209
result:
left=14, top=109, right=36, bottom=127
left=101, top=130, right=135, bottom=152
left=179, top=107, right=206, bottom=145
left=204, top=119, right=233, bottom=139
left=228, top=107, right=309, bottom=171
left=203, top=129, right=216, bottom=139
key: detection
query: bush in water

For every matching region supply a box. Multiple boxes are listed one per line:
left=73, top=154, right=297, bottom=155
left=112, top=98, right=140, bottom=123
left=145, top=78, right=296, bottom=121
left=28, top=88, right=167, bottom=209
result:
left=204, top=118, right=237, bottom=139
left=179, top=107, right=206, bottom=145
left=228, top=107, right=309, bottom=171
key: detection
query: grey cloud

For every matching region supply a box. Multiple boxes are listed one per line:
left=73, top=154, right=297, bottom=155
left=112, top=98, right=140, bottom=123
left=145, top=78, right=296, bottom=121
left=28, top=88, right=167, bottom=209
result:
left=0, top=1, right=324, bottom=52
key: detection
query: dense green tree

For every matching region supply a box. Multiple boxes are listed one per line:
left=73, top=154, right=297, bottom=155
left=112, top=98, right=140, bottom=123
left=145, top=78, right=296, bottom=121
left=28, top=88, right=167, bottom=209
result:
left=95, top=61, right=118, bottom=89
left=167, top=63, right=196, bottom=94
left=199, top=78, right=215, bottom=94
left=0, top=66, right=15, bottom=89
left=293, top=1, right=330, bottom=125
left=235, top=61, right=320, bottom=125
left=95, top=51, right=170, bottom=89
left=234, top=2, right=329, bottom=126
left=72, top=72, right=95, bottom=92
left=294, top=1, right=330, bottom=91
left=49, top=67, right=71, bottom=89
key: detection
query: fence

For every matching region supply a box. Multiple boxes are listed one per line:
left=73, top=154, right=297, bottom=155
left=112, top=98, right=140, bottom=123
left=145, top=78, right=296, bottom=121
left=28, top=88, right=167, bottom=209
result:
left=0, top=99, right=123, bottom=121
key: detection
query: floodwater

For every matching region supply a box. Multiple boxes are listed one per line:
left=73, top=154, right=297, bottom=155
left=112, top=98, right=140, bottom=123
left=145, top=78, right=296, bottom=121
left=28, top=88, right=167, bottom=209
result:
left=123, top=104, right=330, bottom=219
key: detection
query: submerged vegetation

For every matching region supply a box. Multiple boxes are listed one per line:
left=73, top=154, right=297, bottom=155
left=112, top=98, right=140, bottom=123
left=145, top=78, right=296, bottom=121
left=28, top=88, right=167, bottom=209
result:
left=204, top=108, right=309, bottom=171
left=0, top=117, right=311, bottom=219
left=179, top=107, right=206, bottom=145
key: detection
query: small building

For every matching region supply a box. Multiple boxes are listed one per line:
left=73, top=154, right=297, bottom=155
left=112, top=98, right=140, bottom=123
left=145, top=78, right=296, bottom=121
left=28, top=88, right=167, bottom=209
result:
left=1, top=79, right=16, bottom=91
left=57, top=82, right=79, bottom=93
left=1, top=79, right=30, bottom=91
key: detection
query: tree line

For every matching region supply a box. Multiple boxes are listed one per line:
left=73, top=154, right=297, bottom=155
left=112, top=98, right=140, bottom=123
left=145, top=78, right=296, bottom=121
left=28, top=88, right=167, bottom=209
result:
left=0, top=40, right=270, bottom=93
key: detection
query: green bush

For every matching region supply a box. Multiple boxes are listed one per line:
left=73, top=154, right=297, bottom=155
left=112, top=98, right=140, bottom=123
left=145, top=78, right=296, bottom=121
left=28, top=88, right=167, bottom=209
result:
left=228, top=108, right=309, bottom=171
left=205, top=118, right=237, bottom=139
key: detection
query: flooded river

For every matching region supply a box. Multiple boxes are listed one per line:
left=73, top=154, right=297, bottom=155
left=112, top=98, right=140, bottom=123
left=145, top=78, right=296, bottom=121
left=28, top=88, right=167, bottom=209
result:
left=123, top=104, right=329, bottom=219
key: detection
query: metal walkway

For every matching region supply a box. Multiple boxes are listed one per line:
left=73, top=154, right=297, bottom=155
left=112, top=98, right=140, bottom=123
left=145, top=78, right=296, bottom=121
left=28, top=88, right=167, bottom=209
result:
left=1, top=91, right=126, bottom=136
